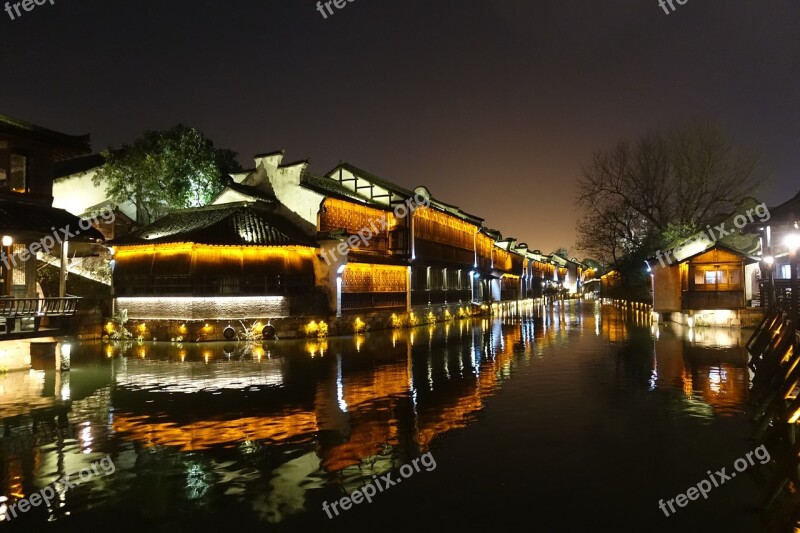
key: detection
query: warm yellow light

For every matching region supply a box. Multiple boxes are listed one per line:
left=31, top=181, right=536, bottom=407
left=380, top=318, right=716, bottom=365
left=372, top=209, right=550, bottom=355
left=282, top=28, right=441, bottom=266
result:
left=253, top=346, right=264, bottom=361
left=786, top=233, right=800, bottom=251
left=353, top=317, right=366, bottom=333
left=1, top=235, right=12, bottom=247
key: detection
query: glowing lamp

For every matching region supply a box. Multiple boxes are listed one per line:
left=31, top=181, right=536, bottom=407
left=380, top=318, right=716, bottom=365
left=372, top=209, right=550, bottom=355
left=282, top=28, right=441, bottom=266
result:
left=786, top=233, right=800, bottom=251
left=763, top=255, right=775, bottom=265
left=1, top=235, right=11, bottom=247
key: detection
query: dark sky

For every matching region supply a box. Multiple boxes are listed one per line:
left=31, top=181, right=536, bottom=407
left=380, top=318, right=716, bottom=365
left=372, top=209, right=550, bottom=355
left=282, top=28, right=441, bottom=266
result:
left=2, top=1, right=798, bottom=255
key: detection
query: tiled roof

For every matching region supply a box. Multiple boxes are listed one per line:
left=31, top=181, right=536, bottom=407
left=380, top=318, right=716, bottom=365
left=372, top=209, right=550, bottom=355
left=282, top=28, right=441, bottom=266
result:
left=770, top=189, right=800, bottom=224
left=218, top=180, right=278, bottom=203
left=0, top=200, right=104, bottom=242
left=54, top=153, right=106, bottom=179
left=0, top=114, right=91, bottom=161
left=111, top=202, right=316, bottom=247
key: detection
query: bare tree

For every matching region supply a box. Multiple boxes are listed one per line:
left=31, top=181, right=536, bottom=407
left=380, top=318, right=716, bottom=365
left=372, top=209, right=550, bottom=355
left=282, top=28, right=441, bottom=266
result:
left=576, top=123, right=763, bottom=270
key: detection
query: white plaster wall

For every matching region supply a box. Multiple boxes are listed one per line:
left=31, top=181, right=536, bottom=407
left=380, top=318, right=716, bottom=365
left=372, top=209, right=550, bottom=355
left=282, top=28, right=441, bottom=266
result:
left=53, top=170, right=137, bottom=220
left=117, top=296, right=289, bottom=320
left=214, top=154, right=324, bottom=231
left=267, top=162, right=324, bottom=226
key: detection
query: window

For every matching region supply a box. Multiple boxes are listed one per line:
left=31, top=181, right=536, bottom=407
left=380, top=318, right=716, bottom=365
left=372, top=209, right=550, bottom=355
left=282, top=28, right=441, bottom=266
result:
left=9, top=153, right=27, bottom=192
left=692, top=265, right=742, bottom=291
left=11, top=244, right=26, bottom=286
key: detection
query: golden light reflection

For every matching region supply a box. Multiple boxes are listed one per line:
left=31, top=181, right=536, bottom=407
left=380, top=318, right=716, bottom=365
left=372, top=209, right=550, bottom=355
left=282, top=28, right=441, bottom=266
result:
left=112, top=411, right=318, bottom=451
left=305, top=340, right=328, bottom=358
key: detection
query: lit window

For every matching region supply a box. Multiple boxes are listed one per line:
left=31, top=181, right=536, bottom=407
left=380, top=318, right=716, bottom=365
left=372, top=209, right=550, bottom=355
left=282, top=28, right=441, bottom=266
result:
left=9, top=153, right=27, bottom=193
left=11, top=244, right=26, bottom=285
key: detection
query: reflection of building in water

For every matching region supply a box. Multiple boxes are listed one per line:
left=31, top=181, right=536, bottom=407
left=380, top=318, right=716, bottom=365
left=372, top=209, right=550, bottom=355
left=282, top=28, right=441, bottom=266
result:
left=0, top=315, right=572, bottom=524
left=655, top=322, right=749, bottom=416
left=0, top=368, right=113, bottom=521
left=112, top=411, right=318, bottom=451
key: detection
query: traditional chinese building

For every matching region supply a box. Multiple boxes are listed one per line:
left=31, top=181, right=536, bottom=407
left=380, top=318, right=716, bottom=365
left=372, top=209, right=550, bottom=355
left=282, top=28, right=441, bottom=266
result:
left=0, top=115, right=104, bottom=341
left=111, top=201, right=322, bottom=323
left=52, top=153, right=138, bottom=241
left=110, top=150, right=558, bottom=333
left=208, top=152, right=544, bottom=316
left=651, top=240, right=761, bottom=327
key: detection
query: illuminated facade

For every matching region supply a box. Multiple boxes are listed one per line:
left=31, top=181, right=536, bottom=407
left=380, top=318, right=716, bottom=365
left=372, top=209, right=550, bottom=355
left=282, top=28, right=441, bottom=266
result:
left=113, top=150, right=569, bottom=325
left=212, top=152, right=570, bottom=313
left=112, top=202, right=323, bottom=319
left=652, top=243, right=761, bottom=327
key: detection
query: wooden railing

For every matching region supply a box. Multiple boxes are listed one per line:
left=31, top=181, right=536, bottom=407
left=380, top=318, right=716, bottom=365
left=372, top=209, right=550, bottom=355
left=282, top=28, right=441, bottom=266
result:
left=0, top=296, right=81, bottom=318
left=759, top=279, right=793, bottom=309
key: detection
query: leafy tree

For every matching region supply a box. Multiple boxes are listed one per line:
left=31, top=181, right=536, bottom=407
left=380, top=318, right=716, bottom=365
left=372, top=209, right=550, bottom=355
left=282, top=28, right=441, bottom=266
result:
left=551, top=247, right=570, bottom=259
left=575, top=123, right=765, bottom=296
left=94, top=125, right=243, bottom=224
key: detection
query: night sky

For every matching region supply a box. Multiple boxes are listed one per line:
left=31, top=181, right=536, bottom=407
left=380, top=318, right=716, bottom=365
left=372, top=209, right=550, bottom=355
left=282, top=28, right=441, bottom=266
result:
left=1, top=1, right=797, bottom=255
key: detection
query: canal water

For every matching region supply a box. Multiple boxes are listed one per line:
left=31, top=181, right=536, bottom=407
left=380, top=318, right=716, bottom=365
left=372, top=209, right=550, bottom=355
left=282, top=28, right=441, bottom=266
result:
left=1, top=301, right=764, bottom=532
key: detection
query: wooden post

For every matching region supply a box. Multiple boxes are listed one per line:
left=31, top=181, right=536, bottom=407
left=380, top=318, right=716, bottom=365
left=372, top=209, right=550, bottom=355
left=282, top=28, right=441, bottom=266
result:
left=59, top=241, right=68, bottom=298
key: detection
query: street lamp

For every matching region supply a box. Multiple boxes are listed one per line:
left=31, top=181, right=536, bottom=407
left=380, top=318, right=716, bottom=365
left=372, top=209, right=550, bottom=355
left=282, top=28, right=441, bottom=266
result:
left=1, top=235, right=12, bottom=296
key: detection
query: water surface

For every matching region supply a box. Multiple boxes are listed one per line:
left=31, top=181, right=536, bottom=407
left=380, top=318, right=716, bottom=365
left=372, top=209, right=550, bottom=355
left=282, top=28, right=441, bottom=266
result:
left=0, top=302, right=762, bottom=532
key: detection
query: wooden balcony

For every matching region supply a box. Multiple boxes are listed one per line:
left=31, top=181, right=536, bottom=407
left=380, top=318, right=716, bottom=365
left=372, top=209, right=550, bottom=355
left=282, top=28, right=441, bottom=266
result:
left=0, top=296, right=81, bottom=335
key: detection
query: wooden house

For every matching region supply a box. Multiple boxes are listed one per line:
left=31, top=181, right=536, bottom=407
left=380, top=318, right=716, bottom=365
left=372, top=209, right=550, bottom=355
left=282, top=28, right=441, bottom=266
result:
left=111, top=201, right=321, bottom=320
left=652, top=243, right=759, bottom=326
